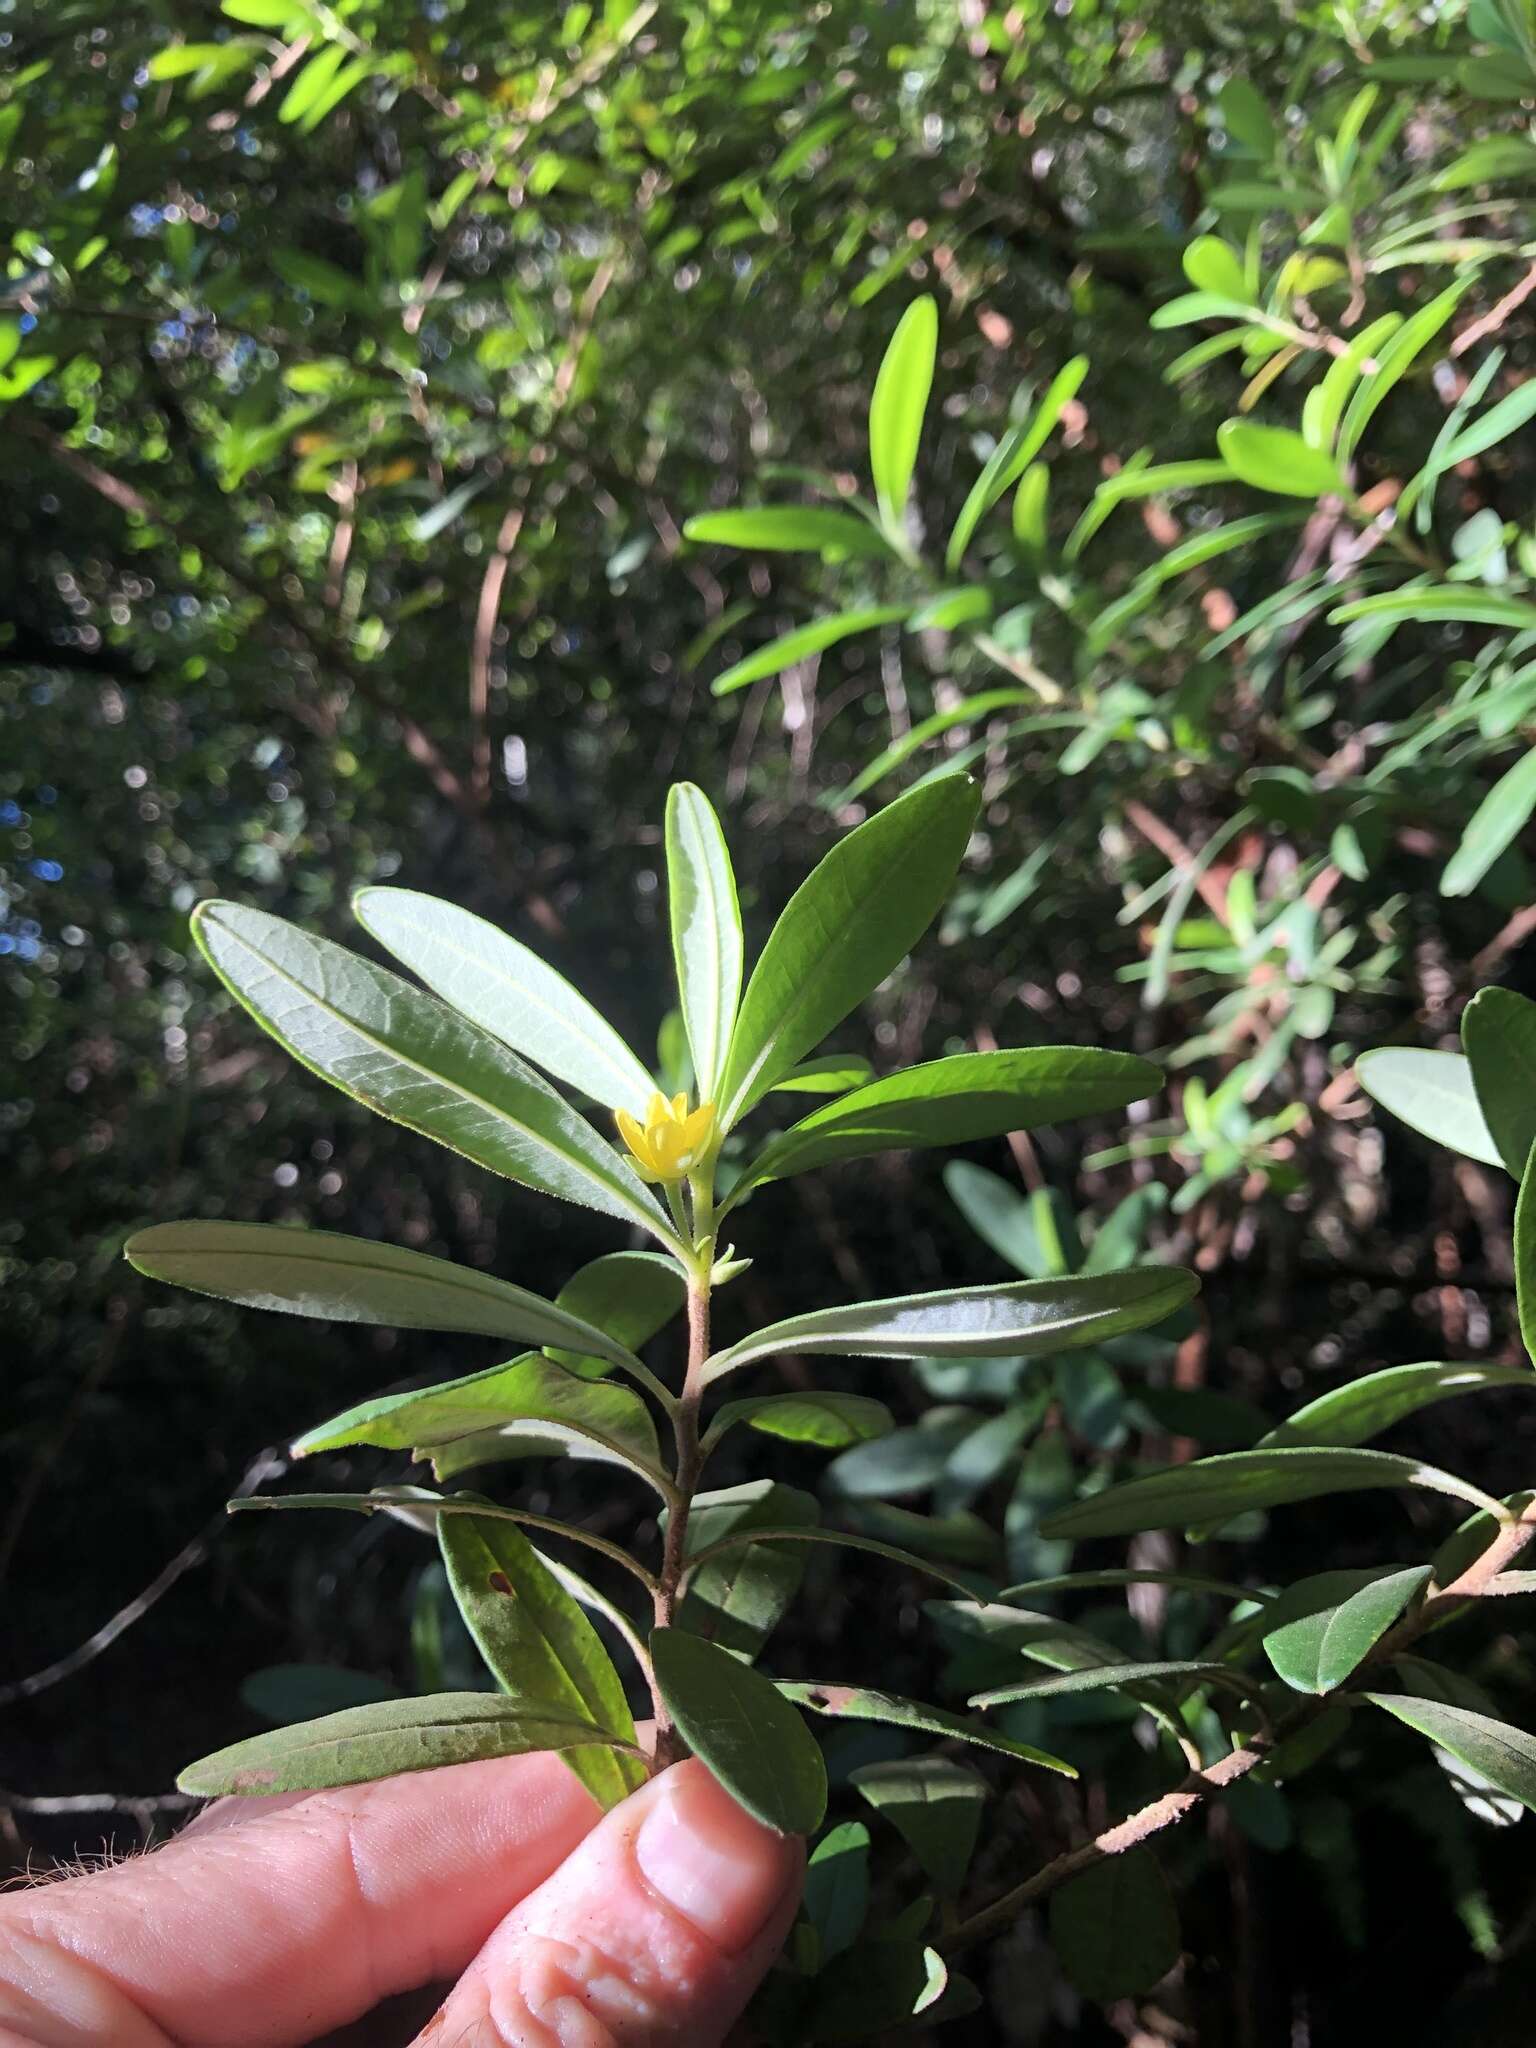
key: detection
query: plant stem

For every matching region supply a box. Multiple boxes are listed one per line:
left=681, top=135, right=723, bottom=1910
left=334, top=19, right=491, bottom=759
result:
left=940, top=1500, right=1536, bottom=1957
left=649, top=1269, right=711, bottom=1769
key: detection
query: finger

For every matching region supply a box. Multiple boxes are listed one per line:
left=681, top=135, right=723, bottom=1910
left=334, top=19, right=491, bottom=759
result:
left=0, top=1749, right=603, bottom=2048
left=413, top=1760, right=803, bottom=2048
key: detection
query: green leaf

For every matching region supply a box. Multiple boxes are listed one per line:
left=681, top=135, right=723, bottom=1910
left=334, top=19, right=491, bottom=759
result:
left=1216, top=420, right=1343, bottom=498
left=279, top=42, right=347, bottom=122
left=683, top=1524, right=986, bottom=1605
left=906, top=587, right=994, bottom=633
left=178, top=1694, right=635, bottom=1798
left=1463, top=988, right=1536, bottom=1177
left=192, top=903, right=675, bottom=1244
left=222, top=0, right=317, bottom=24
left=850, top=1756, right=985, bottom=1895
left=650, top=1627, right=827, bottom=1834
left=1041, top=1447, right=1502, bottom=1540
left=716, top=776, right=980, bottom=1127
left=1218, top=77, right=1277, bottom=156
left=683, top=505, right=891, bottom=558
left=351, top=887, right=655, bottom=1118
left=126, top=1222, right=642, bottom=1369
left=1049, top=1850, right=1181, bottom=2003
left=1329, top=587, right=1536, bottom=631
left=727, top=1048, right=1160, bottom=1206
left=769, top=1054, right=876, bottom=1095
left=1519, top=1154, right=1536, bottom=1360
left=1439, top=380, right=1536, bottom=467
left=1367, top=1695, right=1536, bottom=1814
left=869, top=296, right=938, bottom=534
left=803, top=1821, right=871, bottom=1962
left=547, top=1251, right=687, bottom=1378
left=1262, top=1362, right=1536, bottom=1451
left=1442, top=753, right=1536, bottom=900
left=710, top=605, right=909, bottom=698
left=970, top=1660, right=1261, bottom=1711
left=1337, top=279, right=1472, bottom=460
left=1182, top=235, right=1250, bottom=299
left=945, top=1161, right=1063, bottom=1278
left=291, top=1351, right=664, bottom=1484
left=439, top=1512, right=645, bottom=1808
left=705, top=1267, right=1197, bottom=1381
left=944, top=356, right=1088, bottom=571
left=1305, top=313, right=1404, bottom=451
left=1354, top=1048, right=1504, bottom=1168
left=779, top=1680, right=1075, bottom=1771
left=705, top=1392, right=894, bottom=1453
left=665, top=783, right=743, bottom=1104
left=677, top=1480, right=818, bottom=1660
left=1263, top=1566, right=1428, bottom=1694
left=1001, top=1567, right=1267, bottom=1604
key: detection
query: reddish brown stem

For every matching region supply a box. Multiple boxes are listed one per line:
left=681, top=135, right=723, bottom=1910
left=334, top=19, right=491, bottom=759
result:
left=649, top=1277, right=710, bottom=1769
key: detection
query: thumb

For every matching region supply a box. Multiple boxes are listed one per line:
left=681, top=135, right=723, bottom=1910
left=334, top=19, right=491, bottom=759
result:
left=415, top=1758, right=803, bottom=2048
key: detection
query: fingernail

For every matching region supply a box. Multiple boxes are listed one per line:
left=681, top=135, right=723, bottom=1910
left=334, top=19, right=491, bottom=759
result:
left=634, top=1761, right=796, bottom=1954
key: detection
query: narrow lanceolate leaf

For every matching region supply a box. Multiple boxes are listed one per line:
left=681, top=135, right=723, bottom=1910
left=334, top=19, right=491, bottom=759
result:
left=716, top=776, right=981, bottom=1128
left=177, top=1695, right=636, bottom=1798
left=850, top=1756, right=986, bottom=1895
left=1041, top=1447, right=1503, bottom=1541
left=547, top=1251, right=687, bottom=1378
left=682, top=1526, right=985, bottom=1605
left=725, top=1048, right=1160, bottom=1207
left=191, top=904, right=676, bottom=1244
left=1216, top=420, right=1342, bottom=497
left=1442, top=751, right=1536, bottom=900
left=439, top=1512, right=645, bottom=1808
left=1261, top=1363, right=1536, bottom=1451
left=870, top=296, right=938, bottom=535
left=1462, top=987, right=1536, bottom=1177
left=971, top=1661, right=1260, bottom=1711
left=1518, top=1156, right=1536, bottom=1361
left=1367, top=1695, right=1536, bottom=1814
left=291, top=1352, right=663, bottom=1482
left=704, top=1267, right=1198, bottom=1382
left=944, top=356, right=1089, bottom=571
left=1354, top=1048, right=1503, bottom=1169
left=778, top=1681, right=1076, bottom=1772
left=126, top=1222, right=641, bottom=1367
left=769, top=1054, right=876, bottom=1095
left=351, top=887, right=656, bottom=1118
left=1049, top=1850, right=1181, bottom=2003
left=650, top=1627, right=827, bottom=1834
left=678, top=1481, right=819, bottom=1661
left=665, top=783, right=743, bottom=1104
left=710, top=605, right=909, bottom=698
left=1262, top=1567, right=1428, bottom=1694
left=682, top=505, right=891, bottom=559
left=705, top=1392, right=894, bottom=1454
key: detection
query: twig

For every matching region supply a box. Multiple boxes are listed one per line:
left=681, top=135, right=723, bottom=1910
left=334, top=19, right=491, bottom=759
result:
left=1123, top=800, right=1231, bottom=922
left=1472, top=900, right=1536, bottom=980
left=1452, top=261, right=1536, bottom=358
left=0, top=1450, right=289, bottom=1707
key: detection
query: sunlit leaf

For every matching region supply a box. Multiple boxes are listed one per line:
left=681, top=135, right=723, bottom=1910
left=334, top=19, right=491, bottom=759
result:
left=778, top=1680, right=1075, bottom=1771
left=1354, top=1048, right=1504, bottom=1168
left=869, top=296, right=938, bottom=535
left=850, top=1755, right=985, bottom=1894
left=665, top=783, right=743, bottom=1104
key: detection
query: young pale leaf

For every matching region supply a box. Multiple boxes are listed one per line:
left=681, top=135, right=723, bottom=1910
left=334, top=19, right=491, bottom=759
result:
left=1354, top=1048, right=1504, bottom=1168
left=546, top=1251, right=686, bottom=1378
left=126, top=1222, right=641, bottom=1368
left=665, top=784, right=743, bottom=1104
left=178, top=1694, right=634, bottom=1798
left=291, top=1352, right=663, bottom=1481
left=1049, top=1850, right=1181, bottom=2003
left=803, top=1821, right=871, bottom=1962
left=716, top=776, right=981, bottom=1127
left=1216, top=420, right=1343, bottom=497
left=1041, top=1447, right=1501, bottom=1541
left=1367, top=1695, right=1536, bottom=1814
left=704, top=1267, right=1197, bottom=1381
left=869, top=296, right=938, bottom=534
left=850, top=1756, right=986, bottom=1895
left=778, top=1681, right=1076, bottom=1772
left=1461, top=987, right=1536, bottom=1176
left=705, top=1392, right=894, bottom=1453
left=439, top=1512, right=645, bottom=1808
left=351, top=888, right=656, bottom=1118
left=1262, top=1566, right=1428, bottom=1694
left=678, top=1480, right=819, bottom=1661
left=1261, top=1362, right=1536, bottom=1451
left=726, top=1048, right=1160, bottom=1206
left=191, top=904, right=675, bottom=1244
left=943, top=356, right=1088, bottom=571
left=650, top=1627, right=827, bottom=1835
left=1442, top=751, right=1536, bottom=900
left=683, top=506, right=891, bottom=559
left=856, top=1753, right=987, bottom=1892
left=769, top=1053, right=876, bottom=1095
left=710, top=605, right=909, bottom=698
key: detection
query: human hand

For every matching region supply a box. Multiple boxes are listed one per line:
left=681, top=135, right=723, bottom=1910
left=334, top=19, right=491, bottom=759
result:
left=0, top=1750, right=804, bottom=2045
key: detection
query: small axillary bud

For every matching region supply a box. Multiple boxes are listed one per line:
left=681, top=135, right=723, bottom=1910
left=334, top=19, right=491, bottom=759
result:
left=615, top=1090, right=718, bottom=1183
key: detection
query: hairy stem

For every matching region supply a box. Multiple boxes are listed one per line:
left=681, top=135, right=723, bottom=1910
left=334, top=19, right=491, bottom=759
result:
left=941, top=1501, right=1536, bottom=1956
left=648, top=1272, right=711, bottom=1769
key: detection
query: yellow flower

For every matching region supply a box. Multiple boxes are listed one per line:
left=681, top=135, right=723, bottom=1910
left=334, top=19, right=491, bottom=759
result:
left=615, top=1091, right=717, bottom=1183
